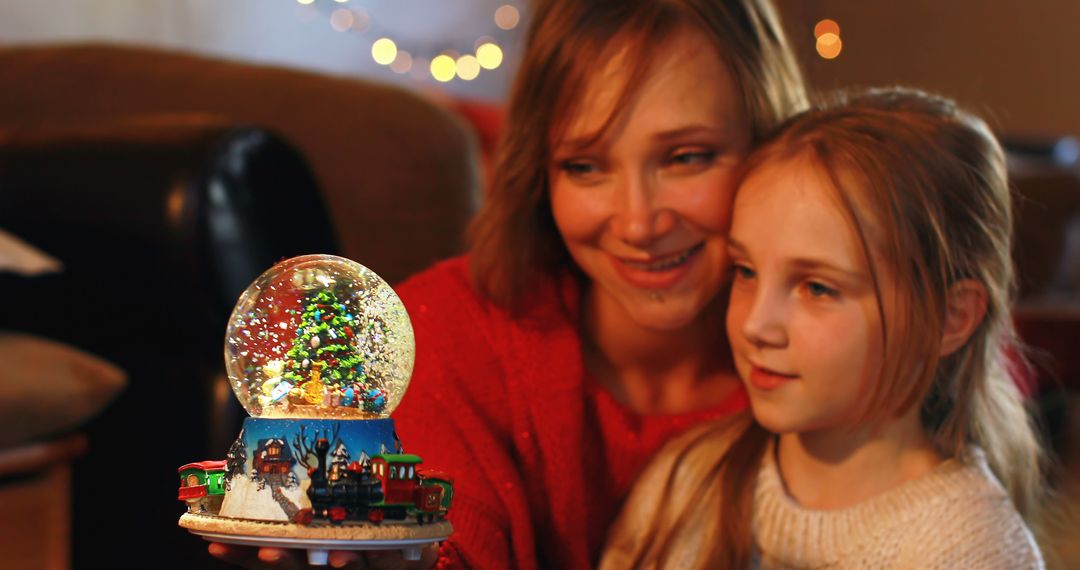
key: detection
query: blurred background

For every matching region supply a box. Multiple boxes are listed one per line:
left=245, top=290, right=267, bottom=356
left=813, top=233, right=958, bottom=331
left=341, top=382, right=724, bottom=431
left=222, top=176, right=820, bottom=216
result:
left=0, top=1, right=1077, bottom=569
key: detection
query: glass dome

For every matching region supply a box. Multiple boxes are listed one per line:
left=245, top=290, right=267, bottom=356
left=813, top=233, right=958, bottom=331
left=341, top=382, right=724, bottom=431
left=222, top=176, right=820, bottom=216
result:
left=225, top=255, right=414, bottom=419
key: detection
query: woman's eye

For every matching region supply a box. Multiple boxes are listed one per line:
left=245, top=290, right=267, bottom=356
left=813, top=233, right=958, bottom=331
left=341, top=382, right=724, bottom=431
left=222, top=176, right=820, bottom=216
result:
left=805, top=281, right=838, bottom=298
left=668, top=149, right=717, bottom=168
left=559, top=160, right=600, bottom=177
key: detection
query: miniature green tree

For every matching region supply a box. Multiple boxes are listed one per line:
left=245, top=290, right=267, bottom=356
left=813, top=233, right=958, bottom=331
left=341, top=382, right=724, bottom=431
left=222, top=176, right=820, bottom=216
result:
left=282, top=288, right=365, bottom=390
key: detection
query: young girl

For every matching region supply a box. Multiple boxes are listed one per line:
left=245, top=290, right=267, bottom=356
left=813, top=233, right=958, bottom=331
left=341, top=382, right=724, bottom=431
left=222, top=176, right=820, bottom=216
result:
left=600, top=88, right=1046, bottom=569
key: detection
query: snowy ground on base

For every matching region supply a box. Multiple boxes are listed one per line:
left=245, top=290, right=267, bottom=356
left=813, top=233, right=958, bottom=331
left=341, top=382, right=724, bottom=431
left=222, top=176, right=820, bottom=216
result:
left=220, top=475, right=311, bottom=521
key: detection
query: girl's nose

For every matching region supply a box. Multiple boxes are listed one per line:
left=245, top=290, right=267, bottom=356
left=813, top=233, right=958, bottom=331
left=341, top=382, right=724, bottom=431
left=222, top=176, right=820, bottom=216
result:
left=739, top=288, right=788, bottom=349
left=611, top=174, right=675, bottom=247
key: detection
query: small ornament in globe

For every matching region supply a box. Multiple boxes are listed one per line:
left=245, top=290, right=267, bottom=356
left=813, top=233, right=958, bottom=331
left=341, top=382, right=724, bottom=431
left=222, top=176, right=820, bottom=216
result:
left=224, top=254, right=414, bottom=419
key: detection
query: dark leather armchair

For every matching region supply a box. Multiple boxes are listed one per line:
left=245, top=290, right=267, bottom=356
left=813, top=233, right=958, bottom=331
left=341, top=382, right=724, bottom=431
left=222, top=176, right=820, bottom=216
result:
left=0, top=119, right=340, bottom=567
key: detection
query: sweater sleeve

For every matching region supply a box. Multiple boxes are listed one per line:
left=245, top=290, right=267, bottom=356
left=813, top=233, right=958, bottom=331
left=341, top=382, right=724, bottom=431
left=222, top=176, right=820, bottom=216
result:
left=391, top=258, right=534, bottom=570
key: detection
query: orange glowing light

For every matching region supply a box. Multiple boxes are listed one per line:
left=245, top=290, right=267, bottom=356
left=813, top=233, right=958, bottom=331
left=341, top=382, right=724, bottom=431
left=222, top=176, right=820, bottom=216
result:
left=814, top=19, right=840, bottom=39
left=816, top=32, right=842, bottom=59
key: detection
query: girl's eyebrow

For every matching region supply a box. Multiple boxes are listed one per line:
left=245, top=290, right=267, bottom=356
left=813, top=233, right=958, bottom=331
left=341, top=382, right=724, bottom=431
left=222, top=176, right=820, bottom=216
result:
left=788, top=258, right=864, bottom=280
left=727, top=238, right=866, bottom=280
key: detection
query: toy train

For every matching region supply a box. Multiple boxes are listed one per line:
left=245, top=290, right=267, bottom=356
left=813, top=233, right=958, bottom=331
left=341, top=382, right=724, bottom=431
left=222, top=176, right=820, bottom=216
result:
left=177, top=439, right=453, bottom=526
left=297, top=437, right=454, bottom=525
left=177, top=460, right=227, bottom=514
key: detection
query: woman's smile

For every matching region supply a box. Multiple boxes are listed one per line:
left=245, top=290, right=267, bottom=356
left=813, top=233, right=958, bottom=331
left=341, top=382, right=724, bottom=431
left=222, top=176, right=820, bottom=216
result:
left=609, top=242, right=705, bottom=289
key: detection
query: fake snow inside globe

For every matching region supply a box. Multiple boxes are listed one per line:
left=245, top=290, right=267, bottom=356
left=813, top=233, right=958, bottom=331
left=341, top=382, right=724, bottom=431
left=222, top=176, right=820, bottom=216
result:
left=225, top=254, right=415, bottom=419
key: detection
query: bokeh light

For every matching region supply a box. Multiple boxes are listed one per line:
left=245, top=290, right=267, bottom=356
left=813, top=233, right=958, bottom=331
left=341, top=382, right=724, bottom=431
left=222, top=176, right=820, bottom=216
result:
left=296, top=0, right=315, bottom=5
left=456, top=55, right=481, bottom=80
left=430, top=55, right=457, bottom=82
left=390, top=50, right=413, bottom=74
left=476, top=42, right=504, bottom=70
left=814, top=19, right=840, bottom=39
left=329, top=9, right=354, bottom=32
left=372, top=38, right=398, bottom=65
left=494, top=5, right=520, bottom=30
left=410, top=57, right=431, bottom=80
left=352, top=8, right=370, bottom=32
left=816, top=32, right=842, bottom=59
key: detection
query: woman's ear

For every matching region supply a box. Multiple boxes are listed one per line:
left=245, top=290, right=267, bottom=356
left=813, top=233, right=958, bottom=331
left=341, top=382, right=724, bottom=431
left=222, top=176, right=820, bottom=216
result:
left=940, top=279, right=988, bottom=357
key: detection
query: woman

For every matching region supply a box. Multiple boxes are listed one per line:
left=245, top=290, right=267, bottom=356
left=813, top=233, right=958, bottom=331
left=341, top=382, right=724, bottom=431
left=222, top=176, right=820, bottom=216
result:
left=211, top=0, right=807, bottom=568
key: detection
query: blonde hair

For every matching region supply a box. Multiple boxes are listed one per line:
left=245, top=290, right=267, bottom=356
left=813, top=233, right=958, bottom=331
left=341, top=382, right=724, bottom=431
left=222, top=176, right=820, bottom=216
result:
left=467, top=0, right=808, bottom=309
left=601, top=87, right=1047, bottom=569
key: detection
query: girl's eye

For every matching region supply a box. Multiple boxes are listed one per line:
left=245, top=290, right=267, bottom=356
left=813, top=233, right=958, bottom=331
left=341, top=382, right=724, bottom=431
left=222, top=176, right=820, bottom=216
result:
left=805, top=281, right=838, bottom=298
left=732, top=264, right=755, bottom=281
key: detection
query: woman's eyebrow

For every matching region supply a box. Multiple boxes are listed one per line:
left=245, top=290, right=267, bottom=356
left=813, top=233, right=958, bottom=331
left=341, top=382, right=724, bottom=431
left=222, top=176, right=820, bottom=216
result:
left=653, top=125, right=726, bottom=142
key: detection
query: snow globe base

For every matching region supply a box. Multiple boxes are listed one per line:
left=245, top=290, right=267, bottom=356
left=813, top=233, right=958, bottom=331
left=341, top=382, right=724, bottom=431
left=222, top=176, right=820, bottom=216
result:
left=179, top=512, right=451, bottom=566
left=219, top=418, right=399, bottom=523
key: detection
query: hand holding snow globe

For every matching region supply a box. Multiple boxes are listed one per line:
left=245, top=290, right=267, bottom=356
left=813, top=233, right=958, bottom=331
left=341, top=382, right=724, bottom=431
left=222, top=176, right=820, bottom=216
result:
left=225, top=254, right=415, bottom=420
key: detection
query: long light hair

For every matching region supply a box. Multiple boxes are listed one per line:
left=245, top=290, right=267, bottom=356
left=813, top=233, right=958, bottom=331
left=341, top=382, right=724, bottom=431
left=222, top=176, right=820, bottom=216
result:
left=601, top=87, right=1047, bottom=569
left=467, top=0, right=808, bottom=309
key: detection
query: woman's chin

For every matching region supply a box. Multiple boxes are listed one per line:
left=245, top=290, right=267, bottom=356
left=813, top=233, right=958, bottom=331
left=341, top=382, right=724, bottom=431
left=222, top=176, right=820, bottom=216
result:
left=625, top=297, right=704, bottom=333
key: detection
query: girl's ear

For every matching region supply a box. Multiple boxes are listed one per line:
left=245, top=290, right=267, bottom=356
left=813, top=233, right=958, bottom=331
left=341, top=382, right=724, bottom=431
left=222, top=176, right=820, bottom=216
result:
left=940, top=279, right=988, bottom=357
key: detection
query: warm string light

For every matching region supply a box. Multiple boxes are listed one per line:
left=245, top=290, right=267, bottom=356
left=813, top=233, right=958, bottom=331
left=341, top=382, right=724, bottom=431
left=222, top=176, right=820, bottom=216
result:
left=814, top=18, right=843, bottom=60
left=294, top=0, right=518, bottom=82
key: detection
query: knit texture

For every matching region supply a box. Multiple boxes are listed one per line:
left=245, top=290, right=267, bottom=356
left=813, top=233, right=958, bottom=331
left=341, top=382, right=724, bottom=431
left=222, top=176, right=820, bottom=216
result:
left=393, top=256, right=748, bottom=570
left=753, top=443, right=1044, bottom=569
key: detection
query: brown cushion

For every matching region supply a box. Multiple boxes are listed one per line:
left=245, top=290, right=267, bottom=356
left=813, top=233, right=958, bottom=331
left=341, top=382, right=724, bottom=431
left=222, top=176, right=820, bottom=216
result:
left=0, top=332, right=126, bottom=449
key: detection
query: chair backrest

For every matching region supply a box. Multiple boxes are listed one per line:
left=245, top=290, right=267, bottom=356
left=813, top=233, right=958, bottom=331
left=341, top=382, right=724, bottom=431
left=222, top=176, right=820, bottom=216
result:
left=0, top=117, right=335, bottom=568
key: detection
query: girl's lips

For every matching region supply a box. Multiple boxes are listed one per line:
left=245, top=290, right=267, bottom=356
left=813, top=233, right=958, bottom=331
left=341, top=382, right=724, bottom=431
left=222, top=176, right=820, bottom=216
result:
left=610, top=243, right=704, bottom=290
left=748, top=365, right=798, bottom=391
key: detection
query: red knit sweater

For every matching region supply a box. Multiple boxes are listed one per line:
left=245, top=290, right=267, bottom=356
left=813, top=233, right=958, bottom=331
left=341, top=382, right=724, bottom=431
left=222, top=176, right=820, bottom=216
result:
left=392, top=256, right=748, bottom=569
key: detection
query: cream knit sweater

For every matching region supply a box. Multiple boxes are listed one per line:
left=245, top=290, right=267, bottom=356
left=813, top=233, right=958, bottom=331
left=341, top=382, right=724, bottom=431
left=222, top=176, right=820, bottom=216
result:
left=752, top=445, right=1043, bottom=569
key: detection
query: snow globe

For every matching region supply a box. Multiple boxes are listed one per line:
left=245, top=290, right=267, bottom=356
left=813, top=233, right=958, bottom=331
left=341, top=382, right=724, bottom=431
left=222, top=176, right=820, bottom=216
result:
left=177, top=254, right=453, bottom=565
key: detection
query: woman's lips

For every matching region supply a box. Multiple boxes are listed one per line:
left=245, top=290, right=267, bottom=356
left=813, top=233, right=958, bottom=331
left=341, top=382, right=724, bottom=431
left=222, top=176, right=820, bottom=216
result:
left=610, top=243, right=704, bottom=290
left=748, top=365, right=798, bottom=391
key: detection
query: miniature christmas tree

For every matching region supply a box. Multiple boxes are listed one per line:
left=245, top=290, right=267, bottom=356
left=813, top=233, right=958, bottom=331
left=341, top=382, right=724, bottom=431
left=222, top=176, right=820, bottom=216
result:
left=277, top=287, right=386, bottom=414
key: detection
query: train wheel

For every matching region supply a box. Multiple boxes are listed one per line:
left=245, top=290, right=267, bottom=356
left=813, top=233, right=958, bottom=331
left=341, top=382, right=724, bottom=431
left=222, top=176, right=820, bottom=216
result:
left=368, top=508, right=385, bottom=525
left=330, top=506, right=347, bottom=523
left=293, top=509, right=314, bottom=525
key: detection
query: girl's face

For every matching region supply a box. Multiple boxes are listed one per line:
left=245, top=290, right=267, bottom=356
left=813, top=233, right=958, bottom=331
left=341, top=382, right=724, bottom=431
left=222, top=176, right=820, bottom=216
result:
left=725, top=155, right=893, bottom=436
left=548, top=30, right=751, bottom=332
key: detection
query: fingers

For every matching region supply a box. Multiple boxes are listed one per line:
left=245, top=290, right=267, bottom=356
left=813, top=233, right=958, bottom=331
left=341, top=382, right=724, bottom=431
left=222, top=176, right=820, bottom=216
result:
left=205, top=542, right=301, bottom=570
left=208, top=542, right=260, bottom=566
left=328, top=550, right=361, bottom=569
left=258, top=547, right=297, bottom=566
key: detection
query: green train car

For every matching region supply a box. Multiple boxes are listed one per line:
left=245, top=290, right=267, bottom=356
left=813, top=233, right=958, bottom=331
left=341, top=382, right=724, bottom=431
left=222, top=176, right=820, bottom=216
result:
left=178, top=460, right=227, bottom=514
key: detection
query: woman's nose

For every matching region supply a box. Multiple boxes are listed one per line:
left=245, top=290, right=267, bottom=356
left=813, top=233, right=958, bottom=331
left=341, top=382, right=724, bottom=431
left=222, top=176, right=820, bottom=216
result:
left=610, top=173, right=675, bottom=247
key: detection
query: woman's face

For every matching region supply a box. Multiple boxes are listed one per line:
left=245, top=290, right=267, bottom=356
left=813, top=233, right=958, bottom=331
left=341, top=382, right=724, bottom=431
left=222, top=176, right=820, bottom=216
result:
left=548, top=30, right=751, bottom=332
